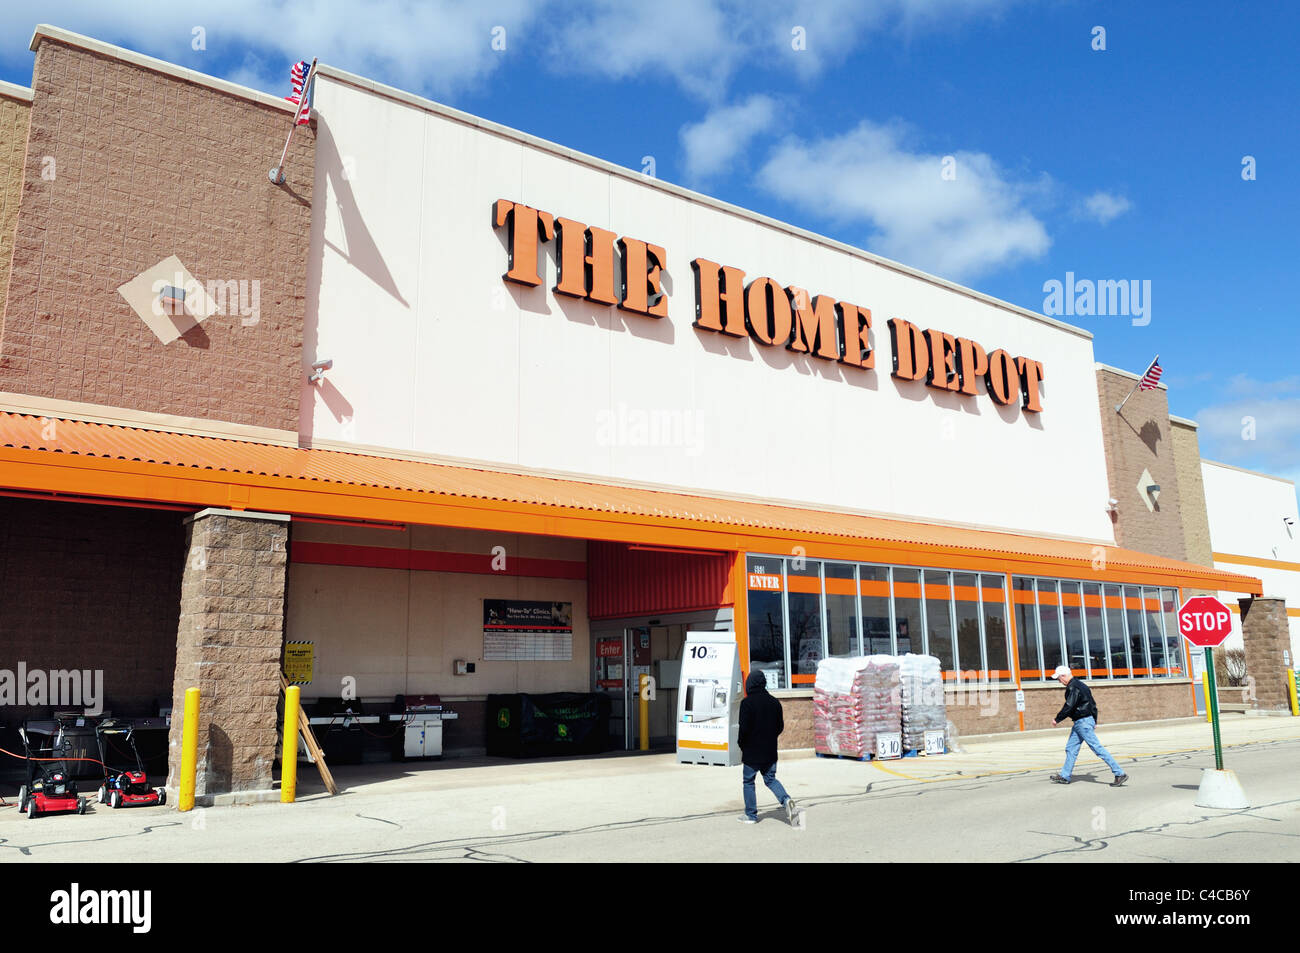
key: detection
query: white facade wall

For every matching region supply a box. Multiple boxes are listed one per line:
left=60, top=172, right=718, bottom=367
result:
left=302, top=72, right=1116, bottom=544
left=1202, top=460, right=1300, bottom=656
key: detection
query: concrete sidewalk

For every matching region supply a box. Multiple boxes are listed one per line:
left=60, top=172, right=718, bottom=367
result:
left=3, top=711, right=1297, bottom=862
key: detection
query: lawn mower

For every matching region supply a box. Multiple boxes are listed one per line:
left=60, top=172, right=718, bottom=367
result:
left=16, top=724, right=88, bottom=819
left=95, top=718, right=165, bottom=808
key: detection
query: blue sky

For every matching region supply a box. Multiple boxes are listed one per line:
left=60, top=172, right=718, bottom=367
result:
left=2, top=0, right=1297, bottom=486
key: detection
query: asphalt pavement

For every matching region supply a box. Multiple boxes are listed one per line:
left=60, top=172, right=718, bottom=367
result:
left=2, top=712, right=1297, bottom=863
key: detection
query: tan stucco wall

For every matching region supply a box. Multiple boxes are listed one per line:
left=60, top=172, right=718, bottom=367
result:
left=285, top=523, right=590, bottom=702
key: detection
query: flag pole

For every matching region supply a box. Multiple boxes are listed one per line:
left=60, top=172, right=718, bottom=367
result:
left=270, top=57, right=317, bottom=185
left=1115, top=354, right=1158, bottom=413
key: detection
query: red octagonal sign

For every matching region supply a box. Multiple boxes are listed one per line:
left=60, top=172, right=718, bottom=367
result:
left=1177, top=596, right=1234, bottom=648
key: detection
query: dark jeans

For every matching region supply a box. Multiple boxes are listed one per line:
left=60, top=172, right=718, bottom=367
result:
left=742, top=762, right=789, bottom=820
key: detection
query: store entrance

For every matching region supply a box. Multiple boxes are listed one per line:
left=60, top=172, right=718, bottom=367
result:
left=591, top=611, right=731, bottom=751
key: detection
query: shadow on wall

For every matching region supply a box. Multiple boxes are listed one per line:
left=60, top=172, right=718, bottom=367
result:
left=300, top=113, right=409, bottom=441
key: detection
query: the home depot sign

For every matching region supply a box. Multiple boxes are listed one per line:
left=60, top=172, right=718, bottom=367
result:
left=493, top=199, right=1045, bottom=413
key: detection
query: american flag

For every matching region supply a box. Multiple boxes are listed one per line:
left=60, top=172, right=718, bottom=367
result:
left=1138, top=357, right=1163, bottom=390
left=285, top=59, right=312, bottom=125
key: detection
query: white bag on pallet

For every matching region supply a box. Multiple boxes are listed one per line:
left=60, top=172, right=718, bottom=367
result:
left=813, top=656, right=901, bottom=758
left=898, top=653, right=946, bottom=750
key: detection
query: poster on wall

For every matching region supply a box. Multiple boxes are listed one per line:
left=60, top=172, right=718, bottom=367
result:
left=284, top=641, right=314, bottom=685
left=483, top=600, right=574, bottom=661
left=676, top=632, right=742, bottom=767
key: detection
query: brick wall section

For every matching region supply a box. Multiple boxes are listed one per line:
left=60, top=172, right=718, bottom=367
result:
left=0, top=39, right=313, bottom=431
left=0, top=92, right=30, bottom=338
left=1239, top=597, right=1290, bottom=711
left=777, top=679, right=1195, bottom=749
left=0, top=497, right=182, bottom=724
left=1170, top=421, right=1215, bottom=594
left=1095, top=369, right=1187, bottom=561
left=166, top=511, right=288, bottom=797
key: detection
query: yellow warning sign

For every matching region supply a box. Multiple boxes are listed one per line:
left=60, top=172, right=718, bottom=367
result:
left=284, top=641, right=314, bottom=685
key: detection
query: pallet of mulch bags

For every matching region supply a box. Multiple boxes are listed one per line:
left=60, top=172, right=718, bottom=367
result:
left=813, top=655, right=902, bottom=760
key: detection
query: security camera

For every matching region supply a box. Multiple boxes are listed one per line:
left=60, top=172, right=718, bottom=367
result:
left=1106, top=498, right=1119, bottom=510
left=308, top=358, right=333, bottom=384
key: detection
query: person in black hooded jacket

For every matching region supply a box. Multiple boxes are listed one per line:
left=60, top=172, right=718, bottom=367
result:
left=737, top=670, right=799, bottom=824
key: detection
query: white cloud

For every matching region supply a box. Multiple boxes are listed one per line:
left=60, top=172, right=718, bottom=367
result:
left=679, top=95, right=779, bottom=182
left=1077, top=190, right=1132, bottom=225
left=756, top=119, right=1051, bottom=281
left=542, top=0, right=1023, bottom=100
left=9, top=0, right=1025, bottom=102
left=1194, top=379, right=1300, bottom=483
left=6, top=1, right=541, bottom=98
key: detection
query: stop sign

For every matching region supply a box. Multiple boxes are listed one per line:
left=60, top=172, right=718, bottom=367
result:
left=1177, top=596, right=1234, bottom=647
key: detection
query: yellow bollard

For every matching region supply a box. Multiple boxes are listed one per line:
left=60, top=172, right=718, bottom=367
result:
left=282, top=685, right=300, bottom=802
left=178, top=687, right=200, bottom=812
left=638, top=674, right=650, bottom=752
left=1288, top=669, right=1298, bottom=717
left=1202, top=673, right=1213, bottom=724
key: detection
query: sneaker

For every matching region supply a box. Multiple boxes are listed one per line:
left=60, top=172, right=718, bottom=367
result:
left=785, top=797, right=799, bottom=824
left=1050, top=774, right=1071, bottom=784
left=1111, top=774, right=1129, bottom=787
left=738, top=816, right=757, bottom=824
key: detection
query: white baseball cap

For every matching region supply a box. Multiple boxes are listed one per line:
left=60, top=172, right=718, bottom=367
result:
left=1051, top=665, right=1071, bottom=679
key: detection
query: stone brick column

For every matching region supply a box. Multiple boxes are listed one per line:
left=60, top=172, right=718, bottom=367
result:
left=166, top=509, right=289, bottom=804
left=1238, top=597, right=1291, bottom=712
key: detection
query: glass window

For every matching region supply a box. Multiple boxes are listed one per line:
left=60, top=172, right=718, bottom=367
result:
left=786, top=560, right=823, bottom=682
left=1061, top=581, right=1086, bottom=675
left=981, top=574, right=1012, bottom=682
left=1082, top=583, right=1108, bottom=677
left=953, top=572, right=982, bottom=681
left=860, top=566, right=892, bottom=655
left=825, top=562, right=858, bottom=658
left=1036, top=580, right=1064, bottom=674
left=1162, top=589, right=1184, bottom=677
left=1104, top=584, right=1129, bottom=676
left=746, top=556, right=787, bottom=689
left=924, top=570, right=955, bottom=673
left=1013, top=576, right=1041, bottom=680
left=1143, top=587, right=1167, bottom=675
left=1124, top=585, right=1149, bottom=678
left=893, top=568, right=922, bottom=656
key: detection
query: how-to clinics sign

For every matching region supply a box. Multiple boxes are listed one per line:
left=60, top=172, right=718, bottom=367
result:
left=493, top=199, right=1047, bottom=415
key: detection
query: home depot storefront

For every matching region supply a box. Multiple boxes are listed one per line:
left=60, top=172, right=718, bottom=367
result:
left=0, top=29, right=1265, bottom=805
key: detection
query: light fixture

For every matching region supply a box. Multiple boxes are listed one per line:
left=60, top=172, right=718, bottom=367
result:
left=308, top=358, right=333, bottom=384
left=158, top=285, right=186, bottom=315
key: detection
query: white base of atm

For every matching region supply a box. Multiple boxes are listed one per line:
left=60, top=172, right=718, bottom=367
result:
left=676, top=632, right=743, bottom=767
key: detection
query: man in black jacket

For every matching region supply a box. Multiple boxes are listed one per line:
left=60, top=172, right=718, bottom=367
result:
left=1049, top=665, right=1129, bottom=786
left=738, top=670, right=799, bottom=824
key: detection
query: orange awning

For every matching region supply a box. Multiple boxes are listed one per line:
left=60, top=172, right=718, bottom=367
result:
left=0, top=412, right=1262, bottom=594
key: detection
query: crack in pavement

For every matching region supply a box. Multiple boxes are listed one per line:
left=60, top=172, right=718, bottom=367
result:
left=1011, top=796, right=1300, bottom=862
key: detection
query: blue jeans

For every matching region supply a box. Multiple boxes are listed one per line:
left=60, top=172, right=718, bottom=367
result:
left=743, top=763, right=790, bottom=820
left=1062, top=716, right=1124, bottom=780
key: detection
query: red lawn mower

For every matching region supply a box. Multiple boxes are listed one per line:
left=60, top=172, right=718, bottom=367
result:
left=16, top=725, right=88, bottom=819
left=95, top=718, right=165, bottom=808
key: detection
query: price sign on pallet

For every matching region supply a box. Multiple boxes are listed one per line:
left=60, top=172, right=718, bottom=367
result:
left=876, top=732, right=902, bottom=760
left=923, top=729, right=946, bottom=755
